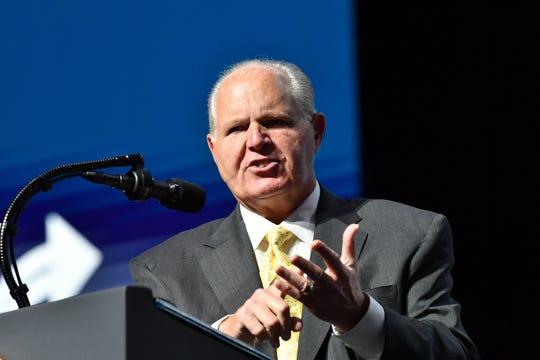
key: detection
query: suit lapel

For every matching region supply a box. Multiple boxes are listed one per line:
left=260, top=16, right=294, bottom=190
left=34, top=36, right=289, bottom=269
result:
left=198, top=208, right=262, bottom=314
left=297, top=188, right=368, bottom=360
left=198, top=208, right=277, bottom=357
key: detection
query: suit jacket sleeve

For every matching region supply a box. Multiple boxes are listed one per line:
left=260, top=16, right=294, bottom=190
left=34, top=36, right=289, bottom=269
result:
left=306, top=193, right=480, bottom=359
left=358, top=206, right=480, bottom=359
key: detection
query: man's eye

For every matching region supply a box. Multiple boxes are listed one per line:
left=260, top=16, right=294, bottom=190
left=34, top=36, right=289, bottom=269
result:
left=265, top=118, right=290, bottom=128
left=227, top=125, right=245, bottom=134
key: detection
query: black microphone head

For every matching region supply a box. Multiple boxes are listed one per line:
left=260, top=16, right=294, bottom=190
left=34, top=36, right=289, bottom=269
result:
left=159, top=178, right=206, bottom=213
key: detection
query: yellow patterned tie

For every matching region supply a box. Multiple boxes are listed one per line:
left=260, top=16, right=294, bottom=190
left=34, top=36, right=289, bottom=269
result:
left=259, top=225, right=302, bottom=360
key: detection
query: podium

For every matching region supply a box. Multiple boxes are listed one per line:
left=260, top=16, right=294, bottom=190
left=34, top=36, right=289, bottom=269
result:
left=0, top=286, right=271, bottom=360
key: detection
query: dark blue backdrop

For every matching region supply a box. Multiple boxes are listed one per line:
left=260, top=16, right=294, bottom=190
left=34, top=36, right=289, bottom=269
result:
left=0, top=0, right=360, bottom=312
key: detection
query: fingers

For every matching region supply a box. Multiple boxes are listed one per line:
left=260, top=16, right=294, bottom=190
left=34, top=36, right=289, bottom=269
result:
left=274, top=224, right=365, bottom=328
left=290, top=317, right=303, bottom=332
left=275, top=224, right=359, bottom=299
left=274, top=269, right=308, bottom=300
left=314, top=223, right=358, bottom=267
left=222, top=287, right=301, bottom=348
left=307, top=223, right=359, bottom=280
left=224, top=224, right=360, bottom=347
left=340, top=223, right=359, bottom=267
left=255, top=288, right=291, bottom=345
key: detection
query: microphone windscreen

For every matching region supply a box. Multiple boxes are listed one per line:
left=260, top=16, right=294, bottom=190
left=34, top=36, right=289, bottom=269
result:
left=160, top=179, right=206, bottom=213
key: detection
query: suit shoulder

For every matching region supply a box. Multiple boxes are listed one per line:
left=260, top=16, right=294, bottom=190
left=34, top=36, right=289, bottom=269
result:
left=357, top=198, right=442, bottom=217
left=319, top=187, right=446, bottom=225
left=354, top=198, right=450, bottom=233
left=130, top=217, right=226, bottom=266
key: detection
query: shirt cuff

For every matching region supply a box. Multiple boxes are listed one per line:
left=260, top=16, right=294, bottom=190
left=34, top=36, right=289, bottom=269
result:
left=212, top=314, right=231, bottom=330
left=332, top=295, right=385, bottom=360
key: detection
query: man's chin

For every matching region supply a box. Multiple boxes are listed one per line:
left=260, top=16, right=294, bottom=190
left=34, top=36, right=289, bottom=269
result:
left=253, top=180, right=289, bottom=197
left=234, top=181, right=289, bottom=202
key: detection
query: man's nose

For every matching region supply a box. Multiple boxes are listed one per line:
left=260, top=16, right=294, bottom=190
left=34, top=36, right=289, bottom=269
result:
left=246, top=124, right=269, bottom=150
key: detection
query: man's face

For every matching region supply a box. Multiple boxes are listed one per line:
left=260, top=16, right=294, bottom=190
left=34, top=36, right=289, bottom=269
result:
left=207, top=67, right=324, bottom=215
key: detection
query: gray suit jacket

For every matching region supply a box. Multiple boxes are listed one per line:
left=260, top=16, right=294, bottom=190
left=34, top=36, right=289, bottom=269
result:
left=130, top=188, right=480, bottom=359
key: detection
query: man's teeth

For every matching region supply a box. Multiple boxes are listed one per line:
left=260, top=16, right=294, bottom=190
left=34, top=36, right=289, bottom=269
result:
left=254, top=160, right=271, bottom=167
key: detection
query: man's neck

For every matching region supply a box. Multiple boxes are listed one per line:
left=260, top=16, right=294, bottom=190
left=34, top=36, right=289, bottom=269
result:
left=239, top=182, right=320, bottom=224
left=239, top=189, right=315, bottom=224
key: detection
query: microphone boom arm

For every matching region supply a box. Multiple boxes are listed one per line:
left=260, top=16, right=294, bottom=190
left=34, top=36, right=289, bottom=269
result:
left=0, top=154, right=145, bottom=308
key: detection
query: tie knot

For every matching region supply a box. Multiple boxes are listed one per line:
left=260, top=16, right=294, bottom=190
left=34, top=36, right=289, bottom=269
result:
left=265, top=225, right=295, bottom=249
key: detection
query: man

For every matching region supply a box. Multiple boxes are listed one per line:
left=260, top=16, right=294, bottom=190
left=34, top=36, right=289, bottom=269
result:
left=130, top=59, right=480, bottom=359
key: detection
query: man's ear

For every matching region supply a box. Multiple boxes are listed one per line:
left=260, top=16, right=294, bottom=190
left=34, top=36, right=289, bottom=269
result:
left=206, top=133, right=215, bottom=152
left=206, top=134, right=219, bottom=164
left=312, top=112, right=326, bottom=151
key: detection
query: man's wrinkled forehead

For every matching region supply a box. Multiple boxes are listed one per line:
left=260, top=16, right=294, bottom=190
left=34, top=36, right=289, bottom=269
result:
left=215, top=67, right=294, bottom=113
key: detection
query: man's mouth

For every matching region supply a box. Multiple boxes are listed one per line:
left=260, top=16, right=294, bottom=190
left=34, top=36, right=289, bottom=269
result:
left=252, top=159, right=273, bottom=167
left=248, top=158, right=280, bottom=170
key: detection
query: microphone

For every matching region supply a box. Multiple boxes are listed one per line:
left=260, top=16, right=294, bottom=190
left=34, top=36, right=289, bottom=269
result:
left=82, top=168, right=205, bottom=213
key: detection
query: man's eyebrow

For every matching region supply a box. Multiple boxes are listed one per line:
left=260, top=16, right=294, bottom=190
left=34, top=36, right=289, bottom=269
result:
left=223, top=117, right=248, bottom=127
left=258, top=113, right=294, bottom=121
left=220, top=112, right=295, bottom=128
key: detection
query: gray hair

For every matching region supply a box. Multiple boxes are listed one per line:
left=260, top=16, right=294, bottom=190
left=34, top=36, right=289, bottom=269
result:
left=207, top=59, right=316, bottom=136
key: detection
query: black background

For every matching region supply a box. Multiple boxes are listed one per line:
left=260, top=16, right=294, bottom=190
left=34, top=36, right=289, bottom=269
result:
left=355, top=5, right=538, bottom=359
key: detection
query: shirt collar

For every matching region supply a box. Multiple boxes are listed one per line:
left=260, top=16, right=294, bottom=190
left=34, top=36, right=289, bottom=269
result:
left=240, top=182, right=320, bottom=251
